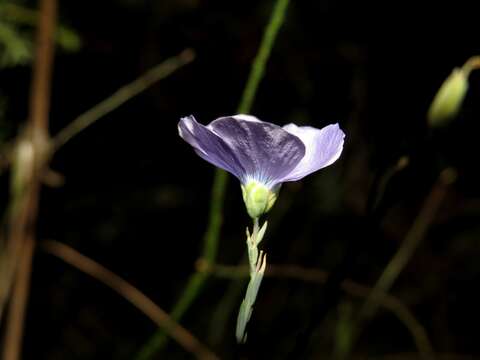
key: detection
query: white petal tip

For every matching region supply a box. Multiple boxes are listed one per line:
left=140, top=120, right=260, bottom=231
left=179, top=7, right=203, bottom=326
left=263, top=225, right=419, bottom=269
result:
left=232, top=114, right=262, bottom=122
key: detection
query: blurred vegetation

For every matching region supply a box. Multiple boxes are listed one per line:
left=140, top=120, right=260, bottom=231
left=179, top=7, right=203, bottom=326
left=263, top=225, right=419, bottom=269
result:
left=1, top=0, right=480, bottom=359
left=0, top=2, right=80, bottom=67
left=0, top=1, right=80, bottom=143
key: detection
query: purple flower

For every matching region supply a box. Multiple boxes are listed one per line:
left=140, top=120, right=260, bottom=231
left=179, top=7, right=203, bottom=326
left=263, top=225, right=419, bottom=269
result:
left=178, top=114, right=345, bottom=217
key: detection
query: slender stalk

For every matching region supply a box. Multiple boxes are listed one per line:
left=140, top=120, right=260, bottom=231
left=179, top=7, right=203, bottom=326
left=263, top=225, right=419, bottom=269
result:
left=198, top=261, right=433, bottom=358
left=236, top=217, right=266, bottom=343
left=1, top=11, right=193, bottom=360
left=53, top=48, right=195, bottom=150
left=2, top=0, right=56, bottom=359
left=0, top=49, right=194, bottom=177
left=338, top=169, right=456, bottom=360
left=237, top=0, right=290, bottom=114
left=42, top=240, right=219, bottom=360
left=207, top=182, right=301, bottom=345
left=202, top=166, right=229, bottom=261
left=360, top=168, right=456, bottom=320
left=135, top=1, right=291, bottom=358
left=1, top=235, right=35, bottom=360
left=28, top=0, right=56, bottom=134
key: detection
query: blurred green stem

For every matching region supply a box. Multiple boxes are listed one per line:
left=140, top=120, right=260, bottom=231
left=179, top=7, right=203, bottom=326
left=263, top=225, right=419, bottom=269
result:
left=341, top=168, right=457, bottom=360
left=199, top=261, right=433, bottom=357
left=360, top=168, right=456, bottom=320
left=236, top=0, right=290, bottom=114
left=135, top=0, right=290, bottom=358
left=53, top=49, right=195, bottom=150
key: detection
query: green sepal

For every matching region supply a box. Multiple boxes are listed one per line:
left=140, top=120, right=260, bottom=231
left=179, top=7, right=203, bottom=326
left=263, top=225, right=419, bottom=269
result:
left=241, top=181, right=278, bottom=218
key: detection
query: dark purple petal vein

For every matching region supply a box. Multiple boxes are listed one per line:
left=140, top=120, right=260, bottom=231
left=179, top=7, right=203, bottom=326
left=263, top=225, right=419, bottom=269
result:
left=207, top=116, right=305, bottom=185
left=178, top=116, right=246, bottom=179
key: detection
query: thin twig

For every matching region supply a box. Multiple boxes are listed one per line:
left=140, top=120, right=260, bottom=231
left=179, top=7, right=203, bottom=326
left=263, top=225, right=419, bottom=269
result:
left=2, top=0, right=56, bottom=359
left=41, top=240, right=219, bottom=360
left=52, top=48, right=195, bottom=150
left=196, top=260, right=434, bottom=357
left=135, top=1, right=291, bottom=358
left=361, top=168, right=457, bottom=320
left=320, top=168, right=456, bottom=360
left=0, top=51, right=194, bottom=175
left=236, top=0, right=290, bottom=114
left=1, top=24, right=194, bottom=360
left=28, top=0, right=56, bottom=133
left=343, top=168, right=457, bottom=360
left=1, top=234, right=35, bottom=360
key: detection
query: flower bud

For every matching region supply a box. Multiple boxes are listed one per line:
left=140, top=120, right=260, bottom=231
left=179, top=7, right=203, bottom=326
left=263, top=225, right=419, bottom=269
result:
left=427, top=67, right=469, bottom=127
left=241, top=181, right=278, bottom=218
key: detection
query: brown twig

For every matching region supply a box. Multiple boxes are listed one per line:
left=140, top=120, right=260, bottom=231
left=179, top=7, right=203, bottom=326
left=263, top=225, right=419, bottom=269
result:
left=28, top=0, right=56, bottom=133
left=1, top=235, right=35, bottom=360
left=0, top=49, right=195, bottom=176
left=196, top=260, right=434, bottom=358
left=361, top=168, right=457, bottom=320
left=42, top=240, right=219, bottom=360
left=0, top=17, right=194, bottom=360
left=52, top=48, right=195, bottom=150
left=2, top=1, right=56, bottom=359
left=0, top=4, right=194, bottom=358
left=344, top=168, right=456, bottom=360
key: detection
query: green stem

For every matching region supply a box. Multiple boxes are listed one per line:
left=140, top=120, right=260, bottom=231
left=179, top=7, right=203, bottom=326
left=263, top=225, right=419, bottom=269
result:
left=236, top=217, right=265, bottom=343
left=134, top=1, right=290, bottom=358
left=237, top=0, right=290, bottom=114
left=202, top=169, right=228, bottom=261
left=53, top=49, right=195, bottom=150
left=360, top=169, right=456, bottom=320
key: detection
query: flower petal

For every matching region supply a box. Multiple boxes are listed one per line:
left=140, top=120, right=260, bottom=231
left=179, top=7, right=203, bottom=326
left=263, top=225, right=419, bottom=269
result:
left=178, top=115, right=246, bottom=179
left=207, top=116, right=305, bottom=186
left=230, top=114, right=262, bottom=123
left=280, top=123, right=345, bottom=182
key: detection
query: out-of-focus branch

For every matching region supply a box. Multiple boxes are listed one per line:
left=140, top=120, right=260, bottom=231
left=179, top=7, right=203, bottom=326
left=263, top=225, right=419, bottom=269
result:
left=42, top=240, right=219, bottom=360
left=28, top=0, right=56, bottom=134
left=0, top=8, right=194, bottom=360
left=343, top=168, right=456, bottom=360
left=196, top=260, right=433, bottom=358
left=361, top=168, right=457, bottom=320
left=0, top=49, right=195, bottom=176
left=236, top=0, right=290, bottom=114
left=0, top=34, right=194, bottom=360
left=2, top=1, right=56, bottom=359
left=52, top=48, right=195, bottom=150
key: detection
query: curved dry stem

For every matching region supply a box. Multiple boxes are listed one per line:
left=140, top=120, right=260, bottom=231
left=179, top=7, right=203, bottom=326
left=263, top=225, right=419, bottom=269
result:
left=42, top=240, right=219, bottom=360
left=52, top=48, right=195, bottom=150
left=361, top=168, right=456, bottom=321
left=2, top=1, right=56, bottom=359
left=197, top=261, right=434, bottom=358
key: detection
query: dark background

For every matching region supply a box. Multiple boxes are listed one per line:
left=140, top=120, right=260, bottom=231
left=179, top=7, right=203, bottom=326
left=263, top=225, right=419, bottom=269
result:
left=1, top=0, right=480, bottom=359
